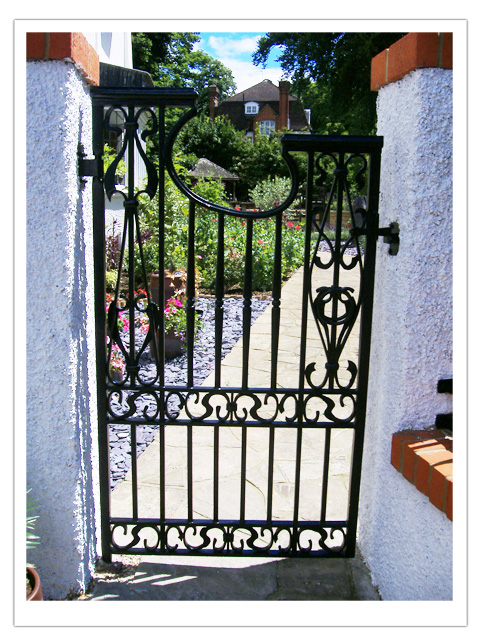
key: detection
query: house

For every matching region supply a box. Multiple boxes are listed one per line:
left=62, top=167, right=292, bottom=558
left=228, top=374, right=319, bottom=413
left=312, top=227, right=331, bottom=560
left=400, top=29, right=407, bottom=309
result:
left=209, top=79, right=311, bottom=141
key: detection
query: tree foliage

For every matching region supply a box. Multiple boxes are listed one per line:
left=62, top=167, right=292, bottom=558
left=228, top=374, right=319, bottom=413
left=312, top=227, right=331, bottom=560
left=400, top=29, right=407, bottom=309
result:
left=176, top=114, right=246, bottom=172
left=253, top=32, right=406, bottom=134
left=132, top=32, right=236, bottom=113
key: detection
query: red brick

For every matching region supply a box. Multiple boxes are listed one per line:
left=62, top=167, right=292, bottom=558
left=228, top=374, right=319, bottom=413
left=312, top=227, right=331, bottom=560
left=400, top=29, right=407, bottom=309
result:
left=26, top=33, right=45, bottom=59
left=402, top=438, right=445, bottom=482
left=415, top=449, right=453, bottom=495
left=441, top=33, right=453, bottom=68
left=371, top=32, right=453, bottom=90
left=26, top=32, right=99, bottom=86
left=371, top=49, right=388, bottom=91
left=445, top=476, right=453, bottom=520
left=48, top=33, right=73, bottom=60
left=391, top=429, right=453, bottom=520
left=429, top=462, right=452, bottom=512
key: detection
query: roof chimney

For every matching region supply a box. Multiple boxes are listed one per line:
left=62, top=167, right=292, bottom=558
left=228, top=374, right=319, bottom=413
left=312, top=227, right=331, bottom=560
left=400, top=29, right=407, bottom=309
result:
left=209, top=84, right=220, bottom=120
left=278, top=81, right=290, bottom=131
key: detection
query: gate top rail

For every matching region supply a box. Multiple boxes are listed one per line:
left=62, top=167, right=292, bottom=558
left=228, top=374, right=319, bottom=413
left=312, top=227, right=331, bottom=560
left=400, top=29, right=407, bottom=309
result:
left=90, top=86, right=198, bottom=107
left=281, top=134, right=384, bottom=154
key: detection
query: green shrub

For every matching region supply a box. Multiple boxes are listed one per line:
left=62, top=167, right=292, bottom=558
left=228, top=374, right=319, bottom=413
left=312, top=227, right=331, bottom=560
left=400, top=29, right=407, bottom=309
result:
left=249, top=176, right=293, bottom=211
left=105, top=270, right=118, bottom=292
left=126, top=154, right=313, bottom=293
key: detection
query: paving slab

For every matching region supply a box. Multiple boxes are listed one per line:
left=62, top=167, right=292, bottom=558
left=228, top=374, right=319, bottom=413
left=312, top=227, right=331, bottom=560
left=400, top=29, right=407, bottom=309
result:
left=84, top=552, right=380, bottom=601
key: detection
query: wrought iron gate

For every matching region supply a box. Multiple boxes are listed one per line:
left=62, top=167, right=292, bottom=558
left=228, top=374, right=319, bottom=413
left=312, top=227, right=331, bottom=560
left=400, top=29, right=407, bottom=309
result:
left=86, top=87, right=384, bottom=561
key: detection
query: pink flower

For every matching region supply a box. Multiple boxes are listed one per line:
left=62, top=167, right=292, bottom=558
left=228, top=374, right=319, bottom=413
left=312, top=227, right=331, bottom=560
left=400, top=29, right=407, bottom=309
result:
left=286, top=221, right=294, bottom=228
left=258, top=239, right=264, bottom=245
left=196, top=254, right=203, bottom=259
left=295, top=224, right=301, bottom=230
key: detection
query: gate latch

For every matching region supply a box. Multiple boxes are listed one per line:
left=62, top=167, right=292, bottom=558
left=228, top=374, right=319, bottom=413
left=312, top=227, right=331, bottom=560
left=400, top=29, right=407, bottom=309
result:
left=377, top=221, right=400, bottom=256
left=78, top=143, right=103, bottom=183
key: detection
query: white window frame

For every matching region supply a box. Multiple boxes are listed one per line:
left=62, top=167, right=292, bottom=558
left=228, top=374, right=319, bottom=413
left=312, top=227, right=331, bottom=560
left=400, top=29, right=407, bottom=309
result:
left=245, top=131, right=254, bottom=143
left=258, top=120, right=276, bottom=136
left=245, top=101, right=259, bottom=115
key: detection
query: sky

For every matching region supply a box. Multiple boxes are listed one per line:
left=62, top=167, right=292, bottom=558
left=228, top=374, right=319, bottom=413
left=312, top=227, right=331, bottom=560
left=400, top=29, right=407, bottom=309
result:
left=196, top=32, right=288, bottom=94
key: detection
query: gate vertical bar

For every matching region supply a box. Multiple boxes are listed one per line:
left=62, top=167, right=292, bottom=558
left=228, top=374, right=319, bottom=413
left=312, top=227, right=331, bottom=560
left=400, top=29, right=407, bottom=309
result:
left=293, top=150, right=315, bottom=527
left=344, top=143, right=382, bottom=555
left=157, top=105, right=166, bottom=528
left=186, top=198, right=196, bottom=388
left=91, top=102, right=111, bottom=561
left=214, top=214, right=225, bottom=388
left=213, top=213, right=225, bottom=521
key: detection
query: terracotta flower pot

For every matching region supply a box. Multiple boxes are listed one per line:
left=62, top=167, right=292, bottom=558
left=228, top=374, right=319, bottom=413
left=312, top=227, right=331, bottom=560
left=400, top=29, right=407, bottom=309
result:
left=110, top=368, right=124, bottom=383
left=150, top=271, right=187, bottom=307
left=165, top=329, right=186, bottom=359
left=150, top=328, right=186, bottom=359
left=26, top=566, right=43, bottom=601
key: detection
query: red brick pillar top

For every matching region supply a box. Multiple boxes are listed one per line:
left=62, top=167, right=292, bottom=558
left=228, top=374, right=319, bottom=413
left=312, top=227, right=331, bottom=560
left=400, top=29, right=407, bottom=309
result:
left=27, top=32, right=100, bottom=86
left=371, top=32, right=452, bottom=91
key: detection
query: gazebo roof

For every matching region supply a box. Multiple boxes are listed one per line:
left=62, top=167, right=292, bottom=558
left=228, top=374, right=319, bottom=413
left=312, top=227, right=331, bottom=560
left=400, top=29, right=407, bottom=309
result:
left=188, top=158, right=239, bottom=181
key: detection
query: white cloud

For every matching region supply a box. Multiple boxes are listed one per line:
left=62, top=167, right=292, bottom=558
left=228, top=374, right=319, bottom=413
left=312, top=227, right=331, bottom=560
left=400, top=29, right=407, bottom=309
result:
left=207, top=35, right=261, bottom=57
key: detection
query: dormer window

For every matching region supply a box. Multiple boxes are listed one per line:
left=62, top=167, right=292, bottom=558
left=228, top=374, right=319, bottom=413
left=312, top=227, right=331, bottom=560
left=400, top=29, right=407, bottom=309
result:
left=245, top=101, right=259, bottom=115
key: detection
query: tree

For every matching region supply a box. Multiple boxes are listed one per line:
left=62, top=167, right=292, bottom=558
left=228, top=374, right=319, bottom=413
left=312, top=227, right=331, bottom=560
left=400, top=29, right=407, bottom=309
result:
left=176, top=114, right=247, bottom=173
left=132, top=32, right=236, bottom=113
left=253, top=32, right=406, bottom=134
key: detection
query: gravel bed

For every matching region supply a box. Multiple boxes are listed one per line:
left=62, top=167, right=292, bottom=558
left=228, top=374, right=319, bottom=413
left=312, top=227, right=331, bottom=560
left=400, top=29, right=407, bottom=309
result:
left=108, top=296, right=270, bottom=487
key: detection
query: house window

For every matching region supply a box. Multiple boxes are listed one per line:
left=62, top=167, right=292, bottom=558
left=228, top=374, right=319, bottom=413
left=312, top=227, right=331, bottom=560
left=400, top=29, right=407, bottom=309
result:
left=258, top=120, right=275, bottom=136
left=245, top=131, right=254, bottom=143
left=245, top=101, right=259, bottom=115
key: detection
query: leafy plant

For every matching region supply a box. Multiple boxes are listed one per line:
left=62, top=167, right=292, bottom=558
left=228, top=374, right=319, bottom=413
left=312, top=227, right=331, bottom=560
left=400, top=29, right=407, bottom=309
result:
left=103, top=145, right=126, bottom=183
left=105, top=270, right=118, bottom=292
left=27, top=489, right=39, bottom=564
left=249, top=176, right=294, bottom=211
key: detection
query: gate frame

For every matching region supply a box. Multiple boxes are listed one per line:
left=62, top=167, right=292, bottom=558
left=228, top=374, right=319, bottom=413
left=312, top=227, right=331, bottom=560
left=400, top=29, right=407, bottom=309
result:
left=88, top=86, right=383, bottom=562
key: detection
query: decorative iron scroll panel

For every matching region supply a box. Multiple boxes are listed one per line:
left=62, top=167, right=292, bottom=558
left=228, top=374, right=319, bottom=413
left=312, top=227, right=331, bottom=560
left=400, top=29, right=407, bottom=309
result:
left=90, top=88, right=382, bottom=560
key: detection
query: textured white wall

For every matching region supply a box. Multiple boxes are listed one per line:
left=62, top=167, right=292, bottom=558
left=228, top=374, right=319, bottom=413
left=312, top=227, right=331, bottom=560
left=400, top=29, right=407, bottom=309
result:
left=26, top=60, right=99, bottom=599
left=357, top=68, right=453, bottom=600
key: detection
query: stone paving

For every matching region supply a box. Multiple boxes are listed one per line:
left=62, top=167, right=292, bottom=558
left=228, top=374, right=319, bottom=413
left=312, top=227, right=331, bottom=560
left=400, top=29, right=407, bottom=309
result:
left=86, top=254, right=380, bottom=600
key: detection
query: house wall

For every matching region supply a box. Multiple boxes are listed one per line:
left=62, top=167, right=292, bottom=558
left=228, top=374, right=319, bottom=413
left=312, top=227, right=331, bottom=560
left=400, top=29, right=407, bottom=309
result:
left=83, top=32, right=132, bottom=68
left=357, top=34, right=453, bottom=600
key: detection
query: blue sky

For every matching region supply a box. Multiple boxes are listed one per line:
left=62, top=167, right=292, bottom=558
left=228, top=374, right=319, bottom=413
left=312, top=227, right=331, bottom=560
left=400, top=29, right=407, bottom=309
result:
left=196, top=32, right=288, bottom=93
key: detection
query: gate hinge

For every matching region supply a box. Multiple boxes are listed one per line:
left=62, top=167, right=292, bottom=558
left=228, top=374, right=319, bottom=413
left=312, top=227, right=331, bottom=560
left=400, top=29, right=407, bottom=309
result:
left=78, top=143, right=103, bottom=182
left=377, top=221, right=400, bottom=256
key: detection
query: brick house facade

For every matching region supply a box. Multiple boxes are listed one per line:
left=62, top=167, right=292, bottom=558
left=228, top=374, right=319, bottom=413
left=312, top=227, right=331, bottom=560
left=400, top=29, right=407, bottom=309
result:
left=210, top=78, right=311, bottom=141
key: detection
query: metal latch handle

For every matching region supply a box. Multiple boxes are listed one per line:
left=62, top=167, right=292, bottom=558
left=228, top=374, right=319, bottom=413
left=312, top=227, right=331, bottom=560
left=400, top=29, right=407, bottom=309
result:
left=377, top=221, right=400, bottom=255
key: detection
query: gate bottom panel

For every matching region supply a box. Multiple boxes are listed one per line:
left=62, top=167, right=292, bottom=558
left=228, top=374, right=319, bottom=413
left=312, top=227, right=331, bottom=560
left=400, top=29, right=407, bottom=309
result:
left=109, top=519, right=350, bottom=557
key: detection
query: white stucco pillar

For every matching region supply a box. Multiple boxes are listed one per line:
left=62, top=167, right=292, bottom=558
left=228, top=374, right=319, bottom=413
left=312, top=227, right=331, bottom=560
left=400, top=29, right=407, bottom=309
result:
left=357, top=66, right=453, bottom=600
left=26, top=59, right=99, bottom=599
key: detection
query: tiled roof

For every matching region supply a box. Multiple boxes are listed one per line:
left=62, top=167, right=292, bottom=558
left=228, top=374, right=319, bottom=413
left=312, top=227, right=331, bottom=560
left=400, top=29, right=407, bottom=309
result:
left=188, top=158, right=238, bottom=180
left=223, top=79, right=292, bottom=103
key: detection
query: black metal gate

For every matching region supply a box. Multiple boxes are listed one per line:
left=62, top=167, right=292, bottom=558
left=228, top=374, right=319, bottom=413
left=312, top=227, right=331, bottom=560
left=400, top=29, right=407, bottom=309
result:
left=86, top=87, right=384, bottom=560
